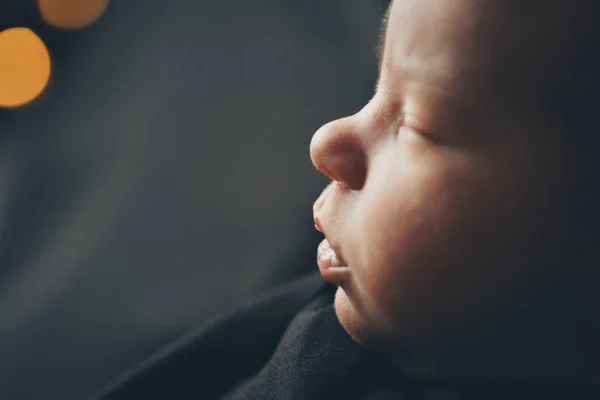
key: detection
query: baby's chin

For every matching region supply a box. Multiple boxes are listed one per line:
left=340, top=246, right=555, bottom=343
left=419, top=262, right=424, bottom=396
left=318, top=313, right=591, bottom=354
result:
left=334, top=288, right=363, bottom=342
left=334, top=286, right=384, bottom=351
left=334, top=286, right=422, bottom=369
left=334, top=286, right=439, bottom=380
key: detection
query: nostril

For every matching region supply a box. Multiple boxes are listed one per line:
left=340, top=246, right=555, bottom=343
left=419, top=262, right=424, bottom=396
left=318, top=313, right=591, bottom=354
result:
left=320, top=166, right=340, bottom=182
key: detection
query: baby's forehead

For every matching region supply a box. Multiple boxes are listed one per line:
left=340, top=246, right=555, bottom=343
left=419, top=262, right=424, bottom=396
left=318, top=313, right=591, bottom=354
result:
left=383, top=0, right=597, bottom=112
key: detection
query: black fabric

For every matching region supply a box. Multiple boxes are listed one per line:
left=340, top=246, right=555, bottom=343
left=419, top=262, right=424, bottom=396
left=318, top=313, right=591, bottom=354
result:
left=90, top=273, right=329, bottom=400
left=92, top=272, right=600, bottom=400
left=220, top=281, right=417, bottom=400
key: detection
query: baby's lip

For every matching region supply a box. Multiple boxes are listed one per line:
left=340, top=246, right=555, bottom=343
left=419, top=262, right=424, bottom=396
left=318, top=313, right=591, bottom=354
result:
left=313, top=213, right=343, bottom=261
left=317, top=238, right=350, bottom=285
left=318, top=238, right=347, bottom=267
left=313, top=212, right=347, bottom=265
left=313, top=215, right=323, bottom=233
left=313, top=182, right=335, bottom=216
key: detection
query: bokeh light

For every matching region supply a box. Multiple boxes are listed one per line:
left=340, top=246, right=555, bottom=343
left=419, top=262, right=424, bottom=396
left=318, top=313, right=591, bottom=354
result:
left=0, top=28, right=51, bottom=108
left=38, top=0, right=109, bottom=30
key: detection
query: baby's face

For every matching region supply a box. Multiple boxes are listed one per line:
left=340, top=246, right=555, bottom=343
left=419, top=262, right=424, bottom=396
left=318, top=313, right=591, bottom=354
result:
left=311, top=0, right=586, bottom=381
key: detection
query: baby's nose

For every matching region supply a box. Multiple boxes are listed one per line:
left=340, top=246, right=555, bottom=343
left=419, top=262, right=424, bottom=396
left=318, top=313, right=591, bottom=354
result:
left=309, top=117, right=367, bottom=190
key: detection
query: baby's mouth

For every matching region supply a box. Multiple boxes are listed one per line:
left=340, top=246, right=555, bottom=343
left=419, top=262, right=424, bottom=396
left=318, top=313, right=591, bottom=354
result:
left=314, top=216, right=324, bottom=233
left=316, top=238, right=351, bottom=285
left=317, top=238, right=347, bottom=268
left=314, top=211, right=351, bottom=284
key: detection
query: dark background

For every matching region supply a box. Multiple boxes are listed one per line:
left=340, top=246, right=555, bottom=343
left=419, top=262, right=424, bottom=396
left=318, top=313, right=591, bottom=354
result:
left=0, top=1, right=387, bottom=399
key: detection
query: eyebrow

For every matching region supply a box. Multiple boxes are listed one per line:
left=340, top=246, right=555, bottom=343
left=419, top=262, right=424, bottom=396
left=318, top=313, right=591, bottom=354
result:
left=375, top=3, right=392, bottom=88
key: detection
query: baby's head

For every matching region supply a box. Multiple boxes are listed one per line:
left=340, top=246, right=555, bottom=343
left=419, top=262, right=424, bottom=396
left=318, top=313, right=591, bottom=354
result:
left=311, top=0, right=600, bottom=386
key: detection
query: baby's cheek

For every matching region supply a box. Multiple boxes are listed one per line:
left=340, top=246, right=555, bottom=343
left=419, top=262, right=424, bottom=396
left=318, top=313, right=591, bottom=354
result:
left=355, top=154, right=491, bottom=334
left=356, top=191, right=443, bottom=317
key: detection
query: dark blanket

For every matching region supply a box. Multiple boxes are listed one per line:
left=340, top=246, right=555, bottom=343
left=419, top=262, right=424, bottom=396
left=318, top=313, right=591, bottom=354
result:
left=92, top=273, right=599, bottom=400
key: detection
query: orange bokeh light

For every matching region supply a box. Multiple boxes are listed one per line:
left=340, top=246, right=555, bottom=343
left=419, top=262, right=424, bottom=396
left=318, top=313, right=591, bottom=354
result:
left=0, top=28, right=51, bottom=108
left=38, top=0, right=109, bottom=30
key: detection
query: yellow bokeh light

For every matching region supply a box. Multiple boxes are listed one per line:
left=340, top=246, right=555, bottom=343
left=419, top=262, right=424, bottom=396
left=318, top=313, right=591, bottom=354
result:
left=38, top=0, right=109, bottom=30
left=0, top=28, right=52, bottom=108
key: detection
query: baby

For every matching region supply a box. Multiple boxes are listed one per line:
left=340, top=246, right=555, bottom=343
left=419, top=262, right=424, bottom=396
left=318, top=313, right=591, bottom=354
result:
left=95, top=0, right=600, bottom=398
left=311, top=0, right=600, bottom=386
